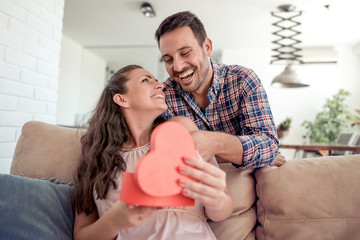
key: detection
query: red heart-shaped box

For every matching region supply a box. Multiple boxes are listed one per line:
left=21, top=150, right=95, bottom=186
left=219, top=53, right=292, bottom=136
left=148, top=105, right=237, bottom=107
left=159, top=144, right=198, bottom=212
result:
left=120, top=121, right=197, bottom=206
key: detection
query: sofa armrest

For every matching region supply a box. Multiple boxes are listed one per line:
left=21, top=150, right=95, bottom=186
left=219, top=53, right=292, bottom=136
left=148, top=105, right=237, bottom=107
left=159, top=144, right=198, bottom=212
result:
left=255, top=154, right=360, bottom=240
left=10, top=121, right=84, bottom=183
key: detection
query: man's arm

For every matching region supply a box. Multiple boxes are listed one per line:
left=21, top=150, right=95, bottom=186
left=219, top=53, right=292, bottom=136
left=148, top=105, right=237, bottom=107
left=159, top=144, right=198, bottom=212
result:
left=167, top=116, right=245, bottom=165
left=190, top=130, right=243, bottom=164
left=163, top=67, right=281, bottom=168
left=229, top=69, right=279, bottom=168
left=191, top=130, right=285, bottom=167
left=191, top=69, right=279, bottom=168
left=164, top=102, right=279, bottom=168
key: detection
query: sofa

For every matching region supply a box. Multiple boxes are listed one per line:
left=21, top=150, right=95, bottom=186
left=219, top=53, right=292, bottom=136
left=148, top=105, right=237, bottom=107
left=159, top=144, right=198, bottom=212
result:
left=1, top=121, right=360, bottom=240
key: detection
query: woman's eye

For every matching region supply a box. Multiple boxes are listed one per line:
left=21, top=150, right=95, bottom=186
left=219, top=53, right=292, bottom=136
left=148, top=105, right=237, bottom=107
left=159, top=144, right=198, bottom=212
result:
left=141, top=79, right=149, bottom=83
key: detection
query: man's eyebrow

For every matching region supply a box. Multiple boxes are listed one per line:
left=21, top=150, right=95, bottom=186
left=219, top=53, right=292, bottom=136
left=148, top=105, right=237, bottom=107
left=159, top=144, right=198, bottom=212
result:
left=161, top=46, right=192, bottom=59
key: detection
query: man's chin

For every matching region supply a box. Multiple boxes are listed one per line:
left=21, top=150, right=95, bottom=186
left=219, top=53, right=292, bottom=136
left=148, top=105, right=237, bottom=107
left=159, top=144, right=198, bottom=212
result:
left=179, top=83, right=194, bottom=93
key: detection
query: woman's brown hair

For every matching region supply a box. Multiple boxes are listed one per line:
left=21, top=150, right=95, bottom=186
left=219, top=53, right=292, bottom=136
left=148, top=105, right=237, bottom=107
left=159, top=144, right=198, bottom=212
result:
left=74, top=64, right=164, bottom=214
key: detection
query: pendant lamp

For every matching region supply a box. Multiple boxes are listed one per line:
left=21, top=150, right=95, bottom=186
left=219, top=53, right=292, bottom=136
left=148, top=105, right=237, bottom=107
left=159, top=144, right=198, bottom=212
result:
left=270, top=4, right=309, bottom=88
left=271, top=64, right=309, bottom=88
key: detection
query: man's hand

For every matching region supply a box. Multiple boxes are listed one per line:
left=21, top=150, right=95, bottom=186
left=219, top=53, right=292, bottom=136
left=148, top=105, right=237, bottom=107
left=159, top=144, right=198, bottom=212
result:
left=190, top=130, right=216, bottom=162
left=270, top=154, right=286, bottom=167
left=191, top=130, right=244, bottom=165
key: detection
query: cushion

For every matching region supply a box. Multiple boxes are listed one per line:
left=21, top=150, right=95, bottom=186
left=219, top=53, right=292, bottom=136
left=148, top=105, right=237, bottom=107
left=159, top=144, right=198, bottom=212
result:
left=10, top=121, right=84, bottom=183
left=0, top=174, right=74, bottom=240
left=208, top=163, right=256, bottom=240
left=255, top=154, right=360, bottom=240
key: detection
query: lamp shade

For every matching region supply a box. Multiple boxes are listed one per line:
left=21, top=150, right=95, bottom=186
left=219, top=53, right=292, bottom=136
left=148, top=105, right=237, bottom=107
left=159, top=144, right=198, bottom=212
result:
left=271, top=64, right=309, bottom=88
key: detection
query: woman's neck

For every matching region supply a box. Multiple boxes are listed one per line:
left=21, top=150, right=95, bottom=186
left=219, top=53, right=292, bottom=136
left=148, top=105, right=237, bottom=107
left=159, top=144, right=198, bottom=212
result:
left=123, top=128, right=151, bottom=149
left=122, top=116, right=154, bottom=149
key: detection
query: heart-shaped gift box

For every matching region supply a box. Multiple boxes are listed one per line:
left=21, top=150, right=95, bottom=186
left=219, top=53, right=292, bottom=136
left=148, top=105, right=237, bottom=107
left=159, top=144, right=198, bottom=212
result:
left=120, top=121, right=197, bottom=206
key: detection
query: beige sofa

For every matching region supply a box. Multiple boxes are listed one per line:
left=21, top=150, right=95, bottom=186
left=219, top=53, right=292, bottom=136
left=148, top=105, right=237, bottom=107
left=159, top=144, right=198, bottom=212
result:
left=7, top=121, right=360, bottom=239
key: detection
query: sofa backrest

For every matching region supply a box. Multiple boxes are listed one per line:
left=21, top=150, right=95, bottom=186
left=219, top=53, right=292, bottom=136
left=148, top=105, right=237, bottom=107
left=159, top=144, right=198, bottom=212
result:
left=10, top=120, right=257, bottom=240
left=10, top=121, right=84, bottom=183
left=255, top=153, right=360, bottom=240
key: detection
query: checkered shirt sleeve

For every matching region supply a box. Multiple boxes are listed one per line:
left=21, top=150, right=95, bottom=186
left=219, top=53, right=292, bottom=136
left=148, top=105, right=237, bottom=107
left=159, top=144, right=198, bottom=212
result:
left=162, top=61, right=279, bottom=168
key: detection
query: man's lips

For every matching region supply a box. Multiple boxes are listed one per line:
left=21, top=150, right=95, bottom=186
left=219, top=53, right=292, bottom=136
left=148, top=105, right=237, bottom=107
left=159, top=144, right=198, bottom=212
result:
left=176, top=68, right=195, bottom=84
left=178, top=69, right=195, bottom=79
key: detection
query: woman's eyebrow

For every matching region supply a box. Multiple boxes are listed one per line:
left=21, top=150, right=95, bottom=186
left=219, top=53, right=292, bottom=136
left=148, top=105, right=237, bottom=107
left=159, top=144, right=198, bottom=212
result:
left=139, top=74, right=152, bottom=79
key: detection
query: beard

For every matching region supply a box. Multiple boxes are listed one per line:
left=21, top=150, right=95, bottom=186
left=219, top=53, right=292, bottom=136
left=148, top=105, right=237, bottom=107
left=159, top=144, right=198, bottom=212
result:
left=175, top=58, right=211, bottom=94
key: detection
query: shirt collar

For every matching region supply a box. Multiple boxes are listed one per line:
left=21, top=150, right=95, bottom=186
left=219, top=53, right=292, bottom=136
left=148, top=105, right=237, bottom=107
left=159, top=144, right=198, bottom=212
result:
left=210, top=59, right=223, bottom=96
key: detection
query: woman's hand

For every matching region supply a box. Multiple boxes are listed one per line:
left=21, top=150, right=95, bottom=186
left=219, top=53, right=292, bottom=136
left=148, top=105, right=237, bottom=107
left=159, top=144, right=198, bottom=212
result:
left=178, top=153, right=234, bottom=221
left=74, top=201, right=159, bottom=240
left=111, top=201, right=159, bottom=228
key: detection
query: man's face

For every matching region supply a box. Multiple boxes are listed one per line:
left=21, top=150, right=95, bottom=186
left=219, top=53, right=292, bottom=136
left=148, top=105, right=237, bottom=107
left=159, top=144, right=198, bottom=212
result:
left=159, top=26, right=212, bottom=94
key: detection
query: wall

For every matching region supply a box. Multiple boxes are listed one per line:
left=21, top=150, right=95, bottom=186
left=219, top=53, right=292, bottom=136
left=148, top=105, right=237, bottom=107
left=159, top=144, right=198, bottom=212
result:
left=57, top=45, right=164, bottom=126
left=0, top=0, right=64, bottom=173
left=222, top=42, right=360, bottom=159
left=56, top=35, right=82, bottom=126
left=76, top=49, right=106, bottom=125
left=1, top=1, right=359, bottom=173
left=56, top=36, right=106, bottom=126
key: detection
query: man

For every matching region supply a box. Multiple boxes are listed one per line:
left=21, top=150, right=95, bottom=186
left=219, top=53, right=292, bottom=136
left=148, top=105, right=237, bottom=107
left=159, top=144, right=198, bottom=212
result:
left=155, top=11, right=285, bottom=168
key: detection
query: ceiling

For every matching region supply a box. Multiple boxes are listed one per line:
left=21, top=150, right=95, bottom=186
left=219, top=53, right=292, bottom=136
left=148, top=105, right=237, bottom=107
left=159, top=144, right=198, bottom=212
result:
left=62, top=0, right=360, bottom=67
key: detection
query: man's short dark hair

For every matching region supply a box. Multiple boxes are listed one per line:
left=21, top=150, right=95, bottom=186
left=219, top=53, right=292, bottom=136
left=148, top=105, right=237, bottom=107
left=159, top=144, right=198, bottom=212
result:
left=155, top=11, right=207, bottom=47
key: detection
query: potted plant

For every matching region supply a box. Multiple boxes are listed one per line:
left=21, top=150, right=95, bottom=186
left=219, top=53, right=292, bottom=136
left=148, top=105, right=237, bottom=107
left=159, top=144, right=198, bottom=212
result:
left=302, top=89, right=351, bottom=143
left=277, top=117, right=292, bottom=139
left=346, top=108, right=360, bottom=129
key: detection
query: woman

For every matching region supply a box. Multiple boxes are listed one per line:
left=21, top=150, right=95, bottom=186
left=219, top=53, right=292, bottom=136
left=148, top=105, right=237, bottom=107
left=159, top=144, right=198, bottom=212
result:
left=73, top=65, right=233, bottom=240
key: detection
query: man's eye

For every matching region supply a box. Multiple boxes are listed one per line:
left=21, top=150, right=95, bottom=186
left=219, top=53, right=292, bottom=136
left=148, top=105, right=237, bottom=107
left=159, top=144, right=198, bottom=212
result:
left=181, top=50, right=191, bottom=56
left=163, top=58, right=173, bottom=63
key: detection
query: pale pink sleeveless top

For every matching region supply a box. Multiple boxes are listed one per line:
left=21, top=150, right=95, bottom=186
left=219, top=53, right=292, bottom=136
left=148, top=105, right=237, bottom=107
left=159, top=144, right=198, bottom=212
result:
left=94, top=144, right=217, bottom=240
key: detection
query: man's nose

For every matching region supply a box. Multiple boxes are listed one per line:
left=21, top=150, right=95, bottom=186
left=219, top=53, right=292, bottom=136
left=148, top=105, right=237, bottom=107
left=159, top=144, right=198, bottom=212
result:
left=173, top=57, right=185, bottom=72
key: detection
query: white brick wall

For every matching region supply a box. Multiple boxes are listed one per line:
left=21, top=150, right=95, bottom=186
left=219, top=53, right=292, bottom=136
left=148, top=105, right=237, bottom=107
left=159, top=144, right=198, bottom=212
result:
left=0, top=0, right=64, bottom=174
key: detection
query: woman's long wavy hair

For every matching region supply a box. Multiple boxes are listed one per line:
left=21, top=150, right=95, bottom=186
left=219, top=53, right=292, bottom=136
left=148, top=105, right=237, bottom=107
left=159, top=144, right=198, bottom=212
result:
left=74, top=64, right=164, bottom=215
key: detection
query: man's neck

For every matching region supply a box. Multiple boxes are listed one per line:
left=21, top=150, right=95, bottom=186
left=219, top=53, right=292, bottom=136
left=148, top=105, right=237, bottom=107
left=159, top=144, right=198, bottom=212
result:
left=191, top=68, right=214, bottom=111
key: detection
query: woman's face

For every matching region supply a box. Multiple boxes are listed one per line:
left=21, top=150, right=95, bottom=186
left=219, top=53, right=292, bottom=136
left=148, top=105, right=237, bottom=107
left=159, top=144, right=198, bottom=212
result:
left=122, top=68, right=168, bottom=115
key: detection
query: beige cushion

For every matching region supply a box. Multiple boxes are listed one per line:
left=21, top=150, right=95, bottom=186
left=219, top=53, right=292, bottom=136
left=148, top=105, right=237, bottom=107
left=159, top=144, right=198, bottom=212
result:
left=10, top=121, right=84, bottom=183
left=208, top=163, right=256, bottom=240
left=255, top=154, right=360, bottom=240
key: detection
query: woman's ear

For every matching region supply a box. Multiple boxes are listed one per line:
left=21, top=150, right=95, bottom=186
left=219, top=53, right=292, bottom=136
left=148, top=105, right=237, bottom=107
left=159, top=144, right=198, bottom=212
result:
left=113, top=93, right=129, bottom=108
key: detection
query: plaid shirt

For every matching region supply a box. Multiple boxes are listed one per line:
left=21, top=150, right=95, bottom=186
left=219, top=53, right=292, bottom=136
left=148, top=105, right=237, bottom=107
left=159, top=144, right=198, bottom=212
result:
left=162, top=60, right=279, bottom=168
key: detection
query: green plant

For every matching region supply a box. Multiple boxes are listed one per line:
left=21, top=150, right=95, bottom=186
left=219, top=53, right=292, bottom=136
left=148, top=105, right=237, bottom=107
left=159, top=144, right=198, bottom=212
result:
left=302, top=89, right=351, bottom=143
left=346, top=108, right=360, bottom=127
left=277, top=117, right=292, bottom=131
left=276, top=117, right=292, bottom=139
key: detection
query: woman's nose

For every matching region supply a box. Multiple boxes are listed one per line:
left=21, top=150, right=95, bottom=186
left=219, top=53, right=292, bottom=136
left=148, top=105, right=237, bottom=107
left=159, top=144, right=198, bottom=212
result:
left=155, top=81, right=164, bottom=89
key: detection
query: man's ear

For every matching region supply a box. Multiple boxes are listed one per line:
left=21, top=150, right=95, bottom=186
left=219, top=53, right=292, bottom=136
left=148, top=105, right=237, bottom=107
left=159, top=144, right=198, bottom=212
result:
left=204, top=37, right=213, bottom=57
left=113, top=93, right=129, bottom=108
